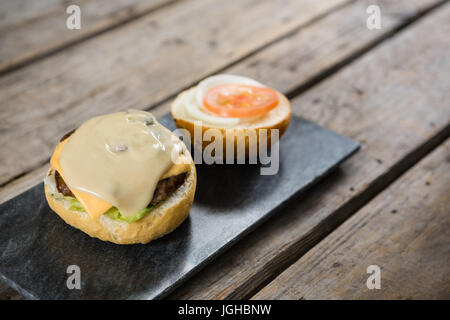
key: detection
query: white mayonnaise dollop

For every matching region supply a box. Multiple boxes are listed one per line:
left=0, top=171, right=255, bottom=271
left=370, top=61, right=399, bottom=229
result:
left=183, top=74, right=266, bottom=126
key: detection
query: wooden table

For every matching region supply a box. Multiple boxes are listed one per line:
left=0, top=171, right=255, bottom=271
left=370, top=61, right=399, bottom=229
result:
left=1, top=0, right=449, bottom=300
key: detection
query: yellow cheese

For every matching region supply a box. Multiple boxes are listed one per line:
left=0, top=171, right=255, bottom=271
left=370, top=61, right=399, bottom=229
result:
left=50, top=139, right=112, bottom=219
left=50, top=139, right=190, bottom=219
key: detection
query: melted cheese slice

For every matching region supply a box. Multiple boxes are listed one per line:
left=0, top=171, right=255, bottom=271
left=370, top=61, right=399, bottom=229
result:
left=51, top=114, right=191, bottom=220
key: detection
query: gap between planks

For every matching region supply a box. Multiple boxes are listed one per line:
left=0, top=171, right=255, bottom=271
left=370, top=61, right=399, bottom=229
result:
left=167, top=1, right=450, bottom=299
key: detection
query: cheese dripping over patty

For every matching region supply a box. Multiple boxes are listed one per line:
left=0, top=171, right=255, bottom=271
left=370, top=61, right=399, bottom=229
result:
left=54, top=110, right=189, bottom=219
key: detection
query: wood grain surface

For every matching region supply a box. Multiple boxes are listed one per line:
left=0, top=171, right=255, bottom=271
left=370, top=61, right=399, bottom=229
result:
left=168, top=1, right=450, bottom=299
left=254, top=138, right=450, bottom=299
left=0, top=0, right=179, bottom=73
left=0, top=0, right=349, bottom=187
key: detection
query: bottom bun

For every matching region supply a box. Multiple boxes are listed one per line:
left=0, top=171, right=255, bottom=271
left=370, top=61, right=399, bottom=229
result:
left=44, top=163, right=196, bottom=245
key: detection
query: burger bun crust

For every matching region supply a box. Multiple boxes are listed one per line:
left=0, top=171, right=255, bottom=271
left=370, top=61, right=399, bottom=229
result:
left=44, top=161, right=196, bottom=245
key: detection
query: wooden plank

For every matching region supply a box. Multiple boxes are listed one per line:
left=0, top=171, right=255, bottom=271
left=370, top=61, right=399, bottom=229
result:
left=0, top=0, right=437, bottom=199
left=0, top=0, right=447, bottom=299
left=166, top=2, right=450, bottom=299
left=0, top=0, right=439, bottom=204
left=254, top=138, right=450, bottom=300
left=0, top=167, right=49, bottom=205
left=0, top=0, right=179, bottom=73
left=0, top=0, right=350, bottom=187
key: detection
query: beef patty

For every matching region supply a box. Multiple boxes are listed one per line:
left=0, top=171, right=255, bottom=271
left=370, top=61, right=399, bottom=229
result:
left=54, top=130, right=188, bottom=208
left=55, top=170, right=187, bottom=206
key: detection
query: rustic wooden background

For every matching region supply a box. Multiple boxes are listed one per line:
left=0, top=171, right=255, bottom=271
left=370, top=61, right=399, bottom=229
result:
left=0, top=0, right=449, bottom=299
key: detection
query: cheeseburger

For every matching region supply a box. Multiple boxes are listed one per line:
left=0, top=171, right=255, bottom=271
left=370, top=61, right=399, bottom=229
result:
left=44, top=110, right=196, bottom=244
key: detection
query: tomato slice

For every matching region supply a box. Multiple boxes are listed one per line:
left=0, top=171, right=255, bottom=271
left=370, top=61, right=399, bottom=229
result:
left=203, top=84, right=279, bottom=118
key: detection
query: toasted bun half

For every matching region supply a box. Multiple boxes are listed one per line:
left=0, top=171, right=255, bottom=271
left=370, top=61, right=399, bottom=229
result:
left=171, top=87, right=291, bottom=157
left=44, top=160, right=196, bottom=245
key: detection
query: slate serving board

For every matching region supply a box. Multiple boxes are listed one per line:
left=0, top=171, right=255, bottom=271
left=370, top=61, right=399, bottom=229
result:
left=0, top=114, right=358, bottom=299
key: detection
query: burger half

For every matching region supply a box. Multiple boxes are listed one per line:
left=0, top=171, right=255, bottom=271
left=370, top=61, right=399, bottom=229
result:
left=44, top=110, right=196, bottom=244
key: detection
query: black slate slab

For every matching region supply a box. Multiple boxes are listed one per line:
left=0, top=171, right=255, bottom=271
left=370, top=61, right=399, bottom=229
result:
left=0, top=115, right=358, bottom=299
